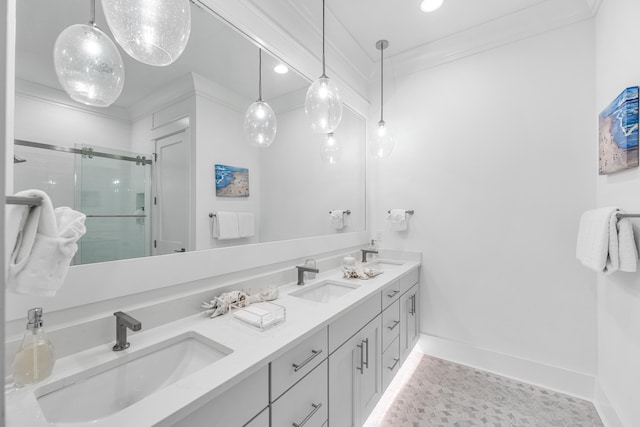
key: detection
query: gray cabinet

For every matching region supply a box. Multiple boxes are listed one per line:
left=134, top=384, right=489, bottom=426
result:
left=400, top=283, right=420, bottom=363
left=329, top=315, right=382, bottom=427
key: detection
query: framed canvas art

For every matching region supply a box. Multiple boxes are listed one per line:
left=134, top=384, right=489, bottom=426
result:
left=599, top=86, right=639, bottom=175
left=215, top=164, right=249, bottom=197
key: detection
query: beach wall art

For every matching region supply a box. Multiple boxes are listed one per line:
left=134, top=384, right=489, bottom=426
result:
left=599, top=86, right=639, bottom=175
left=215, top=164, right=250, bottom=197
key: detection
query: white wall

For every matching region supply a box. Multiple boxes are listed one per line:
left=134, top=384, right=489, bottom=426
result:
left=372, top=20, right=598, bottom=388
left=259, top=106, right=366, bottom=242
left=194, top=92, right=261, bottom=249
left=595, top=0, right=640, bottom=425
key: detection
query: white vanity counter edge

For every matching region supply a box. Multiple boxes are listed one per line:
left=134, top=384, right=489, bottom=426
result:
left=5, top=259, right=420, bottom=427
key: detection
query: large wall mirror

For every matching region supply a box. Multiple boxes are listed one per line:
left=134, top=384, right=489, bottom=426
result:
left=12, top=0, right=367, bottom=266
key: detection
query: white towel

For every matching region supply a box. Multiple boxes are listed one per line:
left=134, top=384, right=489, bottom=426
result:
left=8, top=190, right=86, bottom=296
left=617, top=218, right=638, bottom=272
left=237, top=212, right=255, bottom=238
left=213, top=211, right=239, bottom=240
left=329, top=210, right=344, bottom=230
left=576, top=207, right=638, bottom=273
left=387, top=209, right=407, bottom=231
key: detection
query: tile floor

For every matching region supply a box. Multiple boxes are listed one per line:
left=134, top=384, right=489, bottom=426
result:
left=366, top=352, right=603, bottom=427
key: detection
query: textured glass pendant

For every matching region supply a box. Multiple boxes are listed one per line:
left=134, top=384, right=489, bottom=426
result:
left=101, top=0, right=191, bottom=66
left=244, top=50, right=277, bottom=147
left=305, top=0, right=343, bottom=133
left=53, top=4, right=125, bottom=108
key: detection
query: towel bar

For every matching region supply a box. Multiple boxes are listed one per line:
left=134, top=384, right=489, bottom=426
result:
left=6, top=196, right=42, bottom=206
left=387, top=209, right=414, bottom=215
left=328, top=210, right=351, bottom=215
left=617, top=213, right=640, bottom=219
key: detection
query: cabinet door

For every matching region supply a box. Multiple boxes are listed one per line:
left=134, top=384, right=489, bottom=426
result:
left=244, top=408, right=269, bottom=427
left=328, top=315, right=382, bottom=427
left=400, top=284, right=420, bottom=363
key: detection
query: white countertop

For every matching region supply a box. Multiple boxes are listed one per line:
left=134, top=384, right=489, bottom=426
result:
left=6, top=259, right=420, bottom=427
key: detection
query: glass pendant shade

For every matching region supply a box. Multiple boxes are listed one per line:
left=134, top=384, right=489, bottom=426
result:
left=320, top=133, right=341, bottom=165
left=305, top=76, right=343, bottom=133
left=369, top=121, right=395, bottom=159
left=101, top=0, right=191, bottom=66
left=53, top=24, right=125, bottom=107
left=244, top=100, right=277, bottom=148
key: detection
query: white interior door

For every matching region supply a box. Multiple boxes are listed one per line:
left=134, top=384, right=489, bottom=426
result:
left=154, top=131, right=189, bottom=255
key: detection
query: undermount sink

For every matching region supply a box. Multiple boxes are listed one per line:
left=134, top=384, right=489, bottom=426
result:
left=35, top=332, right=232, bottom=425
left=290, top=280, right=359, bottom=303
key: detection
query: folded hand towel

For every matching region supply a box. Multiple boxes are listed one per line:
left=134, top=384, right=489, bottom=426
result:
left=617, top=217, right=638, bottom=272
left=213, top=211, right=240, bottom=240
left=8, top=190, right=86, bottom=296
left=576, top=207, right=638, bottom=273
left=237, top=212, right=255, bottom=238
left=329, top=210, right=344, bottom=230
left=387, top=209, right=408, bottom=231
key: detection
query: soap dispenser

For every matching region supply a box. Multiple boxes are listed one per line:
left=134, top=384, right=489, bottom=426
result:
left=12, top=308, right=56, bottom=387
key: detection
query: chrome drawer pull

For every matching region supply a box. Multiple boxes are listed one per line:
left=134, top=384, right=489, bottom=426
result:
left=386, top=289, right=400, bottom=298
left=292, top=402, right=323, bottom=427
left=387, top=320, right=400, bottom=331
left=363, top=338, right=369, bottom=369
left=388, top=358, right=400, bottom=371
left=292, top=349, right=323, bottom=372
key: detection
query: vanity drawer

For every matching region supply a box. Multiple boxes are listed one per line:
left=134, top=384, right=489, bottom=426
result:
left=272, top=359, right=328, bottom=427
left=400, top=267, right=420, bottom=295
left=382, top=279, right=401, bottom=309
left=329, top=292, right=381, bottom=353
left=382, top=299, right=400, bottom=351
left=271, top=327, right=328, bottom=400
left=382, top=336, right=401, bottom=390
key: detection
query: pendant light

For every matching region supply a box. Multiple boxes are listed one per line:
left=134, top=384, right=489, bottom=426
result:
left=101, top=0, right=191, bottom=66
left=304, top=0, right=343, bottom=134
left=369, top=40, right=395, bottom=159
left=320, top=133, right=341, bottom=165
left=244, top=49, right=277, bottom=148
left=53, top=0, right=125, bottom=107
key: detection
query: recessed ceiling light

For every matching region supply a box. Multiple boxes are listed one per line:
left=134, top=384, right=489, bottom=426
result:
left=273, top=64, right=289, bottom=74
left=420, top=0, right=444, bottom=13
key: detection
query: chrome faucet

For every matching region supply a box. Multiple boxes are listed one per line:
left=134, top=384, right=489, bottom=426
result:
left=113, top=311, right=142, bottom=351
left=361, top=248, right=379, bottom=262
left=296, top=265, right=320, bottom=286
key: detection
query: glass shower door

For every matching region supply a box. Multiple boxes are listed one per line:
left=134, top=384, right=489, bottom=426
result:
left=76, top=146, right=151, bottom=264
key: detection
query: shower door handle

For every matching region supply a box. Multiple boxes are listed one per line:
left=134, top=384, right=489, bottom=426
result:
left=174, top=248, right=186, bottom=253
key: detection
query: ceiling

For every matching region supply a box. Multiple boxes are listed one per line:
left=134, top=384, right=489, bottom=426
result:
left=309, top=0, right=550, bottom=60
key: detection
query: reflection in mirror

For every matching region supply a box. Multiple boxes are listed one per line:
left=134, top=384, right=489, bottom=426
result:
left=12, top=0, right=366, bottom=265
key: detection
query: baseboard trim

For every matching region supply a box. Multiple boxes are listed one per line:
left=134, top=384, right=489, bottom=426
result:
left=594, top=380, right=625, bottom=427
left=417, top=334, right=596, bottom=400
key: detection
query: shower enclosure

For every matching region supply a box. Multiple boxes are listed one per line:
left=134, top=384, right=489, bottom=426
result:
left=13, top=140, right=152, bottom=265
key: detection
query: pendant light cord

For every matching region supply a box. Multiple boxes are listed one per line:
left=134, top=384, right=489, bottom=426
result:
left=258, top=49, right=263, bottom=101
left=322, top=0, right=327, bottom=78
left=380, top=44, right=384, bottom=123
left=89, top=0, right=96, bottom=26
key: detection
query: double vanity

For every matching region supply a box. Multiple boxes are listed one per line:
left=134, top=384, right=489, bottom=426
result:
left=6, top=255, right=420, bottom=426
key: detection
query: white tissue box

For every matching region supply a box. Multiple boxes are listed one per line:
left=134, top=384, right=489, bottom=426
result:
left=231, top=302, right=286, bottom=330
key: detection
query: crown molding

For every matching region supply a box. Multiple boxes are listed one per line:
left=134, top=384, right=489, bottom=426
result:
left=370, top=0, right=594, bottom=82
left=15, top=79, right=131, bottom=123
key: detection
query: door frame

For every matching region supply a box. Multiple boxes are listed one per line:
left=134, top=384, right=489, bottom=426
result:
left=150, top=118, right=192, bottom=255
